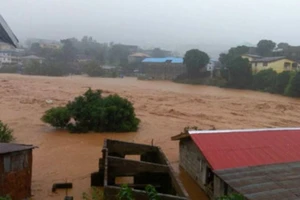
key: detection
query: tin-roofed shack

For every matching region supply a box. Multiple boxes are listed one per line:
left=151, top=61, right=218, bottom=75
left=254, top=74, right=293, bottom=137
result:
left=0, top=143, right=36, bottom=200
left=91, top=139, right=189, bottom=200
left=172, top=127, right=300, bottom=200
left=140, top=57, right=186, bottom=80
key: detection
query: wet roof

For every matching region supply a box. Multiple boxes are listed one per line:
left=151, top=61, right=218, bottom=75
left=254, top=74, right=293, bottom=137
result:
left=0, top=143, right=36, bottom=154
left=0, top=15, right=18, bottom=47
left=253, top=56, right=286, bottom=62
left=142, top=57, right=183, bottom=64
left=189, top=127, right=300, bottom=170
left=215, top=161, right=300, bottom=200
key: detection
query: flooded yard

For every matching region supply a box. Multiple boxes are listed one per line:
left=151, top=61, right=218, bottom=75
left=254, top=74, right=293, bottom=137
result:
left=1, top=74, right=300, bottom=199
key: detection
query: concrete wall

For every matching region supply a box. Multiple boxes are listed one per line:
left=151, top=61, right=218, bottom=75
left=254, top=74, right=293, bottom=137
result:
left=179, top=138, right=230, bottom=199
left=252, top=59, right=299, bottom=73
left=0, top=150, right=33, bottom=200
left=142, top=63, right=186, bottom=80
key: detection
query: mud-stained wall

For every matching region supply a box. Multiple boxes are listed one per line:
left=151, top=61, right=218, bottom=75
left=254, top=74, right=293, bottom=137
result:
left=142, top=63, right=186, bottom=80
left=0, top=150, right=33, bottom=200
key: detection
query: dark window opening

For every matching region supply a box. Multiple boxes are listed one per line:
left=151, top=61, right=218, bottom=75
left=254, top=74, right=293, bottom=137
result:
left=205, top=167, right=214, bottom=193
left=263, top=62, right=268, bottom=67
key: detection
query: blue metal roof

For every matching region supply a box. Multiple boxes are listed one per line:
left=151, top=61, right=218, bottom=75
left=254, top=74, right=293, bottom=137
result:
left=142, top=57, right=183, bottom=64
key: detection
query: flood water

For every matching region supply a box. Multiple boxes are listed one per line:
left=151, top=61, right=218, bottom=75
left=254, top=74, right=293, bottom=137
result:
left=1, top=74, right=300, bottom=199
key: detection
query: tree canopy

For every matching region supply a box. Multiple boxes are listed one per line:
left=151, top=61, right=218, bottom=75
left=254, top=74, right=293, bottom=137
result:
left=224, top=57, right=252, bottom=89
left=257, top=40, right=276, bottom=56
left=219, top=46, right=249, bottom=66
left=184, top=49, right=209, bottom=77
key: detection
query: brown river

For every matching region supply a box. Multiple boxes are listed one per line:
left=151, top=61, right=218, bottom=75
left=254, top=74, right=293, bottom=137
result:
left=1, top=74, right=300, bottom=200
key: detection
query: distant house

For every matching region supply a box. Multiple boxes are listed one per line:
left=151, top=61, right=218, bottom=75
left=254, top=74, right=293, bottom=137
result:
left=128, top=53, right=150, bottom=64
left=172, top=128, right=300, bottom=200
left=140, top=57, right=186, bottom=80
left=251, top=56, right=298, bottom=73
left=0, top=143, right=36, bottom=200
left=22, top=55, right=45, bottom=64
left=0, top=49, right=24, bottom=67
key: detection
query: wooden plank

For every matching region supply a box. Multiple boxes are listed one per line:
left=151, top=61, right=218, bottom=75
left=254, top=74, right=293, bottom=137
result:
left=104, top=186, right=188, bottom=200
left=107, top=156, right=169, bottom=176
left=106, top=139, right=158, bottom=155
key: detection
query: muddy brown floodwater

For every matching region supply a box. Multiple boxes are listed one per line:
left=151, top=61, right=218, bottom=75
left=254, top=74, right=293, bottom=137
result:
left=1, top=74, right=300, bottom=200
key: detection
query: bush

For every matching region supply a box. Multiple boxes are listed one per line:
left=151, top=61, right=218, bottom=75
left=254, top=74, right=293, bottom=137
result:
left=252, top=69, right=277, bottom=92
left=0, top=196, right=12, bottom=200
left=41, top=107, right=71, bottom=128
left=274, top=71, right=291, bottom=94
left=285, top=72, right=300, bottom=97
left=42, top=88, right=140, bottom=133
left=84, top=61, right=104, bottom=77
left=0, top=65, right=19, bottom=74
left=0, top=120, right=14, bottom=143
left=101, top=95, right=140, bottom=132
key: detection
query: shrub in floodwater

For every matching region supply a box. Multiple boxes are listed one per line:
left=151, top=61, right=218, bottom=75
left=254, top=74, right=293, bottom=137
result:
left=274, top=71, right=292, bottom=94
left=41, top=107, right=71, bottom=128
left=0, top=120, right=14, bottom=143
left=252, top=69, right=277, bottom=92
left=42, top=88, right=140, bottom=133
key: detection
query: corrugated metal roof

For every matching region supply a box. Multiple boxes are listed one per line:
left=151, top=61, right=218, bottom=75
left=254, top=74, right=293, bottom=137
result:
left=189, top=128, right=300, bottom=170
left=215, top=161, right=300, bottom=200
left=0, top=143, right=36, bottom=154
left=0, top=15, right=18, bottom=47
left=142, top=57, right=183, bottom=64
left=252, top=56, right=286, bottom=63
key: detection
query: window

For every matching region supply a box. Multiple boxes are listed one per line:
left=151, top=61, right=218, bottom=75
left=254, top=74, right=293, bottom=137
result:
left=3, top=152, right=28, bottom=172
left=284, top=62, right=291, bottom=70
left=263, top=62, right=268, bottom=67
left=255, top=62, right=258, bottom=67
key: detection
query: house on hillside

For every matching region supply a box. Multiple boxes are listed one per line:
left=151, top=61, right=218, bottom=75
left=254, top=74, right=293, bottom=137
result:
left=22, top=55, right=45, bottom=65
left=0, top=143, right=36, bottom=200
left=251, top=57, right=299, bottom=73
left=128, top=53, right=150, bottom=64
left=140, top=57, right=186, bottom=80
left=172, top=128, right=300, bottom=200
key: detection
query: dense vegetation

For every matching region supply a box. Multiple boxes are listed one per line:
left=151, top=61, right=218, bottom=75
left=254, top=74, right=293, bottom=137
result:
left=41, top=89, right=140, bottom=133
left=82, top=185, right=159, bottom=200
left=0, top=120, right=14, bottom=143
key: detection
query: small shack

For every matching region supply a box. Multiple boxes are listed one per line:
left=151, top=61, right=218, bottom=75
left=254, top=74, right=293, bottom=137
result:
left=91, top=139, right=189, bottom=200
left=0, top=143, right=36, bottom=200
left=140, top=57, right=186, bottom=80
left=172, top=127, right=300, bottom=200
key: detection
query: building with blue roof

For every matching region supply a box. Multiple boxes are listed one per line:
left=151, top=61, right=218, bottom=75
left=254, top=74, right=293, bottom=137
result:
left=140, top=57, right=186, bottom=80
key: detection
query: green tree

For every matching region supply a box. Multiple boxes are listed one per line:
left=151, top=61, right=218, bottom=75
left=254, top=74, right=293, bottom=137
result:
left=274, top=71, right=291, bottom=94
left=225, top=57, right=252, bottom=89
left=284, top=72, right=300, bottom=97
left=257, top=40, right=276, bottom=56
left=0, top=120, right=14, bottom=143
left=61, top=39, right=78, bottom=63
left=219, top=46, right=249, bottom=66
left=84, top=61, right=104, bottom=77
left=30, top=43, right=42, bottom=55
left=277, top=42, right=290, bottom=50
left=152, top=48, right=167, bottom=58
left=184, top=49, right=210, bottom=77
left=252, top=69, right=277, bottom=92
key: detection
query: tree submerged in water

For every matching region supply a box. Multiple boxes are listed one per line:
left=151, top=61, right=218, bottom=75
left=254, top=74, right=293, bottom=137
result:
left=41, top=88, right=140, bottom=133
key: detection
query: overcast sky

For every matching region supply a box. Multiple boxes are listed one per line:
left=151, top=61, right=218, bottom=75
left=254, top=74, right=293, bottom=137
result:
left=1, top=0, right=300, bottom=57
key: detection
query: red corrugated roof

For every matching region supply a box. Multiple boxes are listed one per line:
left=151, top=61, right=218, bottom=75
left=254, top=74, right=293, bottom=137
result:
left=190, top=128, right=300, bottom=170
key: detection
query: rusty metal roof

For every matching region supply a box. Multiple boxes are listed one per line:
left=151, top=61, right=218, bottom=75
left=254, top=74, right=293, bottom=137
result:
left=0, top=143, right=36, bottom=154
left=215, top=161, right=300, bottom=200
left=0, top=15, right=18, bottom=47
left=189, top=127, right=300, bottom=170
